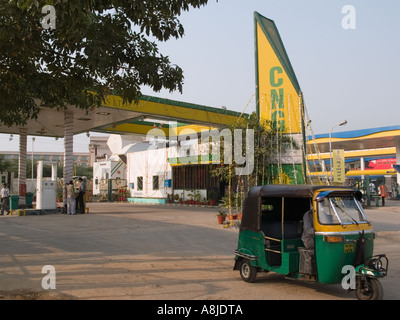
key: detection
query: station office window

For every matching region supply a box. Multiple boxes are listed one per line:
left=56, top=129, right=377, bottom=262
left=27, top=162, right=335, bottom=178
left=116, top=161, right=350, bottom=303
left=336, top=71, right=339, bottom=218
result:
left=137, top=177, right=143, bottom=191
left=153, top=176, right=159, bottom=190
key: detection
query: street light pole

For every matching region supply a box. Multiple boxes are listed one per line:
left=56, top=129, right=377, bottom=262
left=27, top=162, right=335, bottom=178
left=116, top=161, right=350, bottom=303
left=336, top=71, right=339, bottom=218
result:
left=32, top=137, right=35, bottom=180
left=329, top=120, right=348, bottom=181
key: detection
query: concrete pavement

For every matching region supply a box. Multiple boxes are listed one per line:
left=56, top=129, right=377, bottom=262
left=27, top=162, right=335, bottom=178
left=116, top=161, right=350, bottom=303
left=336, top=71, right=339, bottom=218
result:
left=0, top=200, right=399, bottom=300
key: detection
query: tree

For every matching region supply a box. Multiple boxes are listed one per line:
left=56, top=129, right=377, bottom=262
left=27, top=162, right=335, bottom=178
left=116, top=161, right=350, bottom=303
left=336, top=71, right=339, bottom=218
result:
left=74, top=165, right=93, bottom=180
left=210, top=112, right=298, bottom=186
left=0, top=155, right=14, bottom=172
left=0, top=0, right=211, bottom=126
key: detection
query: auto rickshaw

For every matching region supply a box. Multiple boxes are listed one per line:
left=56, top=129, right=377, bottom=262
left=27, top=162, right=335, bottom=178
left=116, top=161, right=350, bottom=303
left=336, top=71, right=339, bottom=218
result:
left=234, top=185, right=388, bottom=300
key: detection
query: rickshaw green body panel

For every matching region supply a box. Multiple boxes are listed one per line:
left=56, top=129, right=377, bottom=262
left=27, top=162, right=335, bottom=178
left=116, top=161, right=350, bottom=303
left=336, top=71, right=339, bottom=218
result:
left=236, top=229, right=265, bottom=267
left=236, top=229, right=303, bottom=274
left=315, top=232, right=374, bottom=284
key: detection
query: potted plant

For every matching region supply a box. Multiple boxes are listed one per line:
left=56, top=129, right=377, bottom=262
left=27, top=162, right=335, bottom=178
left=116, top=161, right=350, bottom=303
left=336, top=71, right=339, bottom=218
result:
left=216, top=210, right=227, bottom=225
left=188, top=190, right=195, bottom=205
left=173, top=194, right=179, bottom=203
left=194, top=191, right=201, bottom=205
left=207, top=189, right=218, bottom=206
left=221, top=194, right=238, bottom=220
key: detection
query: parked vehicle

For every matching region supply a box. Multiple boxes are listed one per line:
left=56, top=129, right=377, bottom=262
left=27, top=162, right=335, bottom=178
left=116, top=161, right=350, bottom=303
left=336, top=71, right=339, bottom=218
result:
left=234, top=185, right=388, bottom=300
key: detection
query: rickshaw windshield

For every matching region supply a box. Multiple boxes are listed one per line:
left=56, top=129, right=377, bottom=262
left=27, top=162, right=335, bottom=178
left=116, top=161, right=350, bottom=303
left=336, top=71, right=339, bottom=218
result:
left=317, top=195, right=369, bottom=225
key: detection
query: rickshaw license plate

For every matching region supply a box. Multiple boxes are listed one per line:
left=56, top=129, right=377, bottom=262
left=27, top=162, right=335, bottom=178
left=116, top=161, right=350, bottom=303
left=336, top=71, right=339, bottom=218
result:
left=344, top=244, right=354, bottom=253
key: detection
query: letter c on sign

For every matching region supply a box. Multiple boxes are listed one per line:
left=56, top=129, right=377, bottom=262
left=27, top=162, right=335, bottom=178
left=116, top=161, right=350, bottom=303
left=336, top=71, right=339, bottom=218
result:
left=270, top=67, right=283, bottom=87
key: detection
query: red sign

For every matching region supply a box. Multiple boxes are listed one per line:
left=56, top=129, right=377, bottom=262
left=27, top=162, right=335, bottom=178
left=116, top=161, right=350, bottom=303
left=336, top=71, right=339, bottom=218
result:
left=367, top=158, right=396, bottom=170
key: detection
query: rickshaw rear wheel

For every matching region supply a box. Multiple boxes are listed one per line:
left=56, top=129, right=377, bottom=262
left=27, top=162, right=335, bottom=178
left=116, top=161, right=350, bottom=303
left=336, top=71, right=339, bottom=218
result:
left=355, top=277, right=384, bottom=300
left=239, top=259, right=257, bottom=283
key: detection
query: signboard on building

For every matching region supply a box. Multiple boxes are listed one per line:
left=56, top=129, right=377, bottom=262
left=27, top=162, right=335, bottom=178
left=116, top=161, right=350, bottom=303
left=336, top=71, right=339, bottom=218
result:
left=333, top=149, right=345, bottom=183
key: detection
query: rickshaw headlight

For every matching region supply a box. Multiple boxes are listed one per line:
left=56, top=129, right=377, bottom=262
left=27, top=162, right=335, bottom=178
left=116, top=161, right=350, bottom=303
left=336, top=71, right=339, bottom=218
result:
left=323, top=235, right=344, bottom=243
left=368, top=258, right=382, bottom=271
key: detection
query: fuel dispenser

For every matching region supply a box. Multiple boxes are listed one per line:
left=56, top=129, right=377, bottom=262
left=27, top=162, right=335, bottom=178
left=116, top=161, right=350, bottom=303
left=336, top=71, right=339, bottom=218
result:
left=36, top=160, right=58, bottom=210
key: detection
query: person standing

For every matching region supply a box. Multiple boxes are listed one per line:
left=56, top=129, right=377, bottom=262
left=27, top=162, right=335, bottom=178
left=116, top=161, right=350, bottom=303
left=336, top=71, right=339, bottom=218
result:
left=301, top=209, right=315, bottom=250
left=0, top=183, right=10, bottom=215
left=369, top=182, right=376, bottom=194
left=67, top=180, right=76, bottom=215
left=76, top=177, right=86, bottom=214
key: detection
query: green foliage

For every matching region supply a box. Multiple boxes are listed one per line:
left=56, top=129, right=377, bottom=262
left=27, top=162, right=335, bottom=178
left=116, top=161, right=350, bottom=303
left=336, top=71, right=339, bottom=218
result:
left=207, top=188, right=218, bottom=200
left=74, top=166, right=93, bottom=180
left=217, top=209, right=226, bottom=216
left=0, top=155, right=15, bottom=172
left=220, top=192, right=242, bottom=211
left=0, top=0, right=210, bottom=126
left=0, top=155, right=93, bottom=179
left=209, top=112, right=298, bottom=187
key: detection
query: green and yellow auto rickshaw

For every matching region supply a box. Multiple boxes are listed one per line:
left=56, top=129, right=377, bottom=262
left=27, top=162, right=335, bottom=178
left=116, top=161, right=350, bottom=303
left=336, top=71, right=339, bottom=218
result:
left=234, top=185, right=388, bottom=300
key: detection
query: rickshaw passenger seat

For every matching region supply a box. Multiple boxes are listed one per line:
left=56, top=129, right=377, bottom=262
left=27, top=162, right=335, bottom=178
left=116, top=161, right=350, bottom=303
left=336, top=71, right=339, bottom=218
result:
left=261, top=222, right=282, bottom=239
left=261, top=221, right=302, bottom=240
left=284, top=221, right=301, bottom=239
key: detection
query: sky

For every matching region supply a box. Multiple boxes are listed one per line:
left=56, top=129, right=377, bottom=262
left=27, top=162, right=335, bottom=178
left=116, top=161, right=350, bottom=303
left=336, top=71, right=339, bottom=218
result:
left=1, top=0, right=400, bottom=153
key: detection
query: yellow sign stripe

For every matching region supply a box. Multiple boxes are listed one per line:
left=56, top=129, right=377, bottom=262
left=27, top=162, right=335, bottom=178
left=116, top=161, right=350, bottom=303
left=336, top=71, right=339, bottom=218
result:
left=307, top=148, right=396, bottom=160
left=102, top=95, right=242, bottom=127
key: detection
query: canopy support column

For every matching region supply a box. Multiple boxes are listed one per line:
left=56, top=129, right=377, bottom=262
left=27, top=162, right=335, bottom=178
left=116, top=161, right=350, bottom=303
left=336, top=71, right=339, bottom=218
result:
left=18, top=128, right=27, bottom=206
left=63, top=111, right=74, bottom=204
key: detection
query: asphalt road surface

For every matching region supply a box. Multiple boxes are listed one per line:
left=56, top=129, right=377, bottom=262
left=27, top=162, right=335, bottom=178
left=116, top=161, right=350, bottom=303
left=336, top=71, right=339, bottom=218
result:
left=0, top=200, right=399, bottom=300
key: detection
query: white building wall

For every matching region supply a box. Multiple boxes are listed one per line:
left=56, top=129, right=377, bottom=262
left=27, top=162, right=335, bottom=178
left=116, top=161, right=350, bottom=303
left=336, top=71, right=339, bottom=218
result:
left=127, top=144, right=172, bottom=199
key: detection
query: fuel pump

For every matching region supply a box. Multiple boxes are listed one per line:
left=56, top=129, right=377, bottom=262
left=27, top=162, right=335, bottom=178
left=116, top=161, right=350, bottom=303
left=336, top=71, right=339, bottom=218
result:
left=36, top=160, right=57, bottom=210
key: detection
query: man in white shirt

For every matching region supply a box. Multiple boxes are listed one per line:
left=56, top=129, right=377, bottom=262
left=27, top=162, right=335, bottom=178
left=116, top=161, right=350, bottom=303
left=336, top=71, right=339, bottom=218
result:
left=369, top=182, right=376, bottom=194
left=1, top=183, right=10, bottom=215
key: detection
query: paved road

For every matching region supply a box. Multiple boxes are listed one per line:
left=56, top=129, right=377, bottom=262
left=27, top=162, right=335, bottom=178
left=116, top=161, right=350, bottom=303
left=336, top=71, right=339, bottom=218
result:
left=0, top=200, right=399, bottom=300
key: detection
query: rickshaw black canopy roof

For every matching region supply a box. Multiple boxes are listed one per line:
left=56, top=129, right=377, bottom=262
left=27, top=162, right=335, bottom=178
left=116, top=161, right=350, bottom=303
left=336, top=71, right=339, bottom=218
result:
left=241, top=185, right=354, bottom=233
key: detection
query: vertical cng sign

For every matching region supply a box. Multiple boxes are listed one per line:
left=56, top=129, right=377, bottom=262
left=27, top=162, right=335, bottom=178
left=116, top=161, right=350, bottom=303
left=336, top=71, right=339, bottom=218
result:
left=254, top=12, right=306, bottom=184
left=254, top=12, right=302, bottom=134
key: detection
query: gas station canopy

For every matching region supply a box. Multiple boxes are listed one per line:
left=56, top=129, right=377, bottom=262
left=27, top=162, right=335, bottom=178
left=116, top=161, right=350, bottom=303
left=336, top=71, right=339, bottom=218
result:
left=309, top=126, right=400, bottom=155
left=0, top=94, right=245, bottom=138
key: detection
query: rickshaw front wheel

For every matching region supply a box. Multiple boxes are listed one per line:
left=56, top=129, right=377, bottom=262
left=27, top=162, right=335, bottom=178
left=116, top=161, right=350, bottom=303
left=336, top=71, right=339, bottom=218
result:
left=239, top=259, right=257, bottom=283
left=355, top=277, right=384, bottom=300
